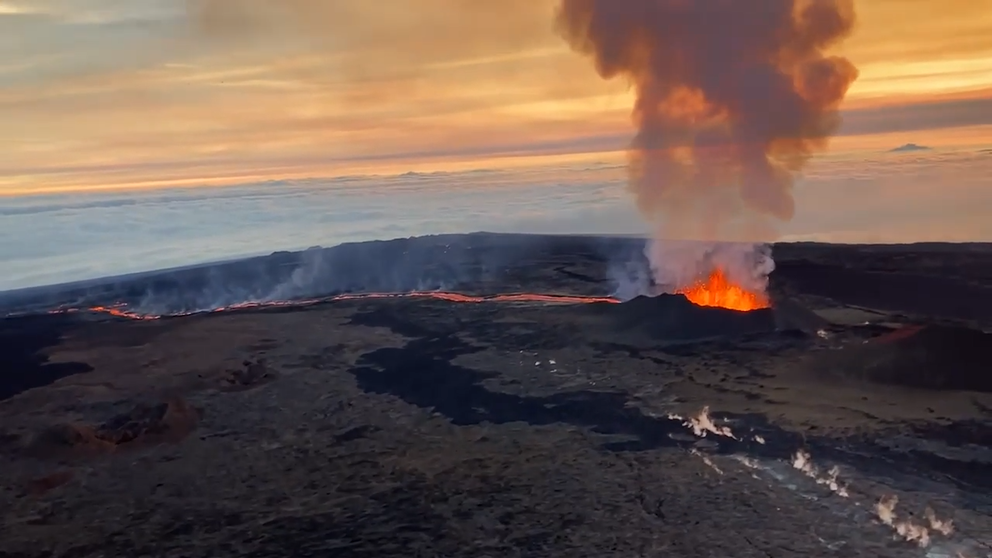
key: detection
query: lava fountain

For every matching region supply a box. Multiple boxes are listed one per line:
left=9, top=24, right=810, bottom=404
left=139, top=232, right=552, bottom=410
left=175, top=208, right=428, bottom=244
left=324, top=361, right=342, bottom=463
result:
left=676, top=269, right=770, bottom=312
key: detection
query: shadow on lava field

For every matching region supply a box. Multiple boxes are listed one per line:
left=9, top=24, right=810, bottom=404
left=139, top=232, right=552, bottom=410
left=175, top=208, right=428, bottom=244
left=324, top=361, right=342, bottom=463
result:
left=0, top=314, right=92, bottom=401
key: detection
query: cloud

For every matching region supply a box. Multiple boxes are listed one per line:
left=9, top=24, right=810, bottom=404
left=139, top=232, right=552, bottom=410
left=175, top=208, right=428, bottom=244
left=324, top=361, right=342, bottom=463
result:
left=841, top=0, right=992, bottom=66
left=187, top=0, right=560, bottom=68
left=0, top=166, right=635, bottom=290
left=1, top=0, right=991, bottom=194
left=787, top=149, right=992, bottom=242
left=839, top=95, right=992, bottom=135
left=3, top=151, right=991, bottom=291
left=0, top=3, right=188, bottom=93
left=6, top=89, right=989, bottom=196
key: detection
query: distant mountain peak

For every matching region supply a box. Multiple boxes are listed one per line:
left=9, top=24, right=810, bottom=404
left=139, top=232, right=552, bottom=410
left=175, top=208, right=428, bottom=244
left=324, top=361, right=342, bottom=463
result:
left=889, top=143, right=932, bottom=153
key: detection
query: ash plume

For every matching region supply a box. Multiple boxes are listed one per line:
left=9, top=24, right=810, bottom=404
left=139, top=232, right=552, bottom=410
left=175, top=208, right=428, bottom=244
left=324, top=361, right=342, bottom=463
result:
left=556, top=0, right=859, bottom=295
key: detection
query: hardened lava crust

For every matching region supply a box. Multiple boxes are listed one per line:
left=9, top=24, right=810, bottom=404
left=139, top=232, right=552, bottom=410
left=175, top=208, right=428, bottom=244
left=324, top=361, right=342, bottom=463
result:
left=1, top=234, right=991, bottom=557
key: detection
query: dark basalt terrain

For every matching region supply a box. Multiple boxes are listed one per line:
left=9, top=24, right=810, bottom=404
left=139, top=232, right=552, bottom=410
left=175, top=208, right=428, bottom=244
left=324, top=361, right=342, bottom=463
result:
left=1, top=234, right=990, bottom=557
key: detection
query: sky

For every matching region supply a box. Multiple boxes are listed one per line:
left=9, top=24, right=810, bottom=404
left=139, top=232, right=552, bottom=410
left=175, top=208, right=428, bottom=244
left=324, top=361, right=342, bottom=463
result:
left=1, top=0, right=990, bottom=194
left=0, top=1, right=991, bottom=290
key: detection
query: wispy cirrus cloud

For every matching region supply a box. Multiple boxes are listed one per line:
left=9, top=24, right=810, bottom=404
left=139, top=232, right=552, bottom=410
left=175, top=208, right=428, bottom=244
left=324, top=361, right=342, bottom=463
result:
left=0, top=0, right=990, bottom=194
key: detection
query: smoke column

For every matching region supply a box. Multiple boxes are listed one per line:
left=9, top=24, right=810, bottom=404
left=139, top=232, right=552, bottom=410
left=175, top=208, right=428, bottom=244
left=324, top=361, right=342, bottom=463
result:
left=556, top=0, right=859, bottom=295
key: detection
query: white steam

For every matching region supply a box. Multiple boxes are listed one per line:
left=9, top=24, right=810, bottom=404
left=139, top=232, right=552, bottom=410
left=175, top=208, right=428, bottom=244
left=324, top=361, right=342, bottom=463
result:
left=609, top=239, right=776, bottom=300
left=646, top=240, right=775, bottom=294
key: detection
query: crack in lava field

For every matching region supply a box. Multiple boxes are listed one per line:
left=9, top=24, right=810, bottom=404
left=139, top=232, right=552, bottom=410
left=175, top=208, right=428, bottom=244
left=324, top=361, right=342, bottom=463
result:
left=44, top=291, right=623, bottom=320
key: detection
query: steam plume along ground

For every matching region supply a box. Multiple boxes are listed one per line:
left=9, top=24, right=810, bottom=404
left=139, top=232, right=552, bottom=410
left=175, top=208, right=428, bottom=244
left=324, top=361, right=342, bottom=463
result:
left=556, top=0, right=859, bottom=299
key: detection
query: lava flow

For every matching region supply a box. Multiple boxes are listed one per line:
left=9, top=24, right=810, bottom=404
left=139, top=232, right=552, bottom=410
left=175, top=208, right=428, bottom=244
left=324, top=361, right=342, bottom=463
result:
left=676, top=270, right=770, bottom=312
left=331, top=292, right=620, bottom=305
left=49, top=291, right=621, bottom=321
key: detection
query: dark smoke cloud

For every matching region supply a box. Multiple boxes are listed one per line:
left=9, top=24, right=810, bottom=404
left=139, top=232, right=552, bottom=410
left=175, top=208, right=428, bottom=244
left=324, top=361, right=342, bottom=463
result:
left=556, top=0, right=858, bottom=242
left=555, top=0, right=859, bottom=296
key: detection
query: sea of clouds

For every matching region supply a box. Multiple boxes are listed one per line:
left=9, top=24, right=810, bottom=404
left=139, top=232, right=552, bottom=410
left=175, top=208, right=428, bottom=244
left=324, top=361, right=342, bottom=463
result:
left=2, top=149, right=989, bottom=292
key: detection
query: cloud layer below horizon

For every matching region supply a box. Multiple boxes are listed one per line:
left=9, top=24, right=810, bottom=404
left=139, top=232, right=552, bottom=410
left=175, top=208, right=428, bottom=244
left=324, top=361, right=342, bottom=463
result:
left=3, top=149, right=990, bottom=291
left=0, top=0, right=991, bottom=194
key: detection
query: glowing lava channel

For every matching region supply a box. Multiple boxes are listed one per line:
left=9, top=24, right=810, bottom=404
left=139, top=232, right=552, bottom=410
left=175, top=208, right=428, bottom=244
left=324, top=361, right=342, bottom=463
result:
left=49, top=291, right=621, bottom=320
left=676, top=269, right=770, bottom=312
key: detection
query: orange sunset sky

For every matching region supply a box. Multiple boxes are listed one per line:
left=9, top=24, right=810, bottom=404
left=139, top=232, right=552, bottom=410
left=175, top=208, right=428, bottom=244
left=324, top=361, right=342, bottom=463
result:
left=0, top=0, right=990, bottom=196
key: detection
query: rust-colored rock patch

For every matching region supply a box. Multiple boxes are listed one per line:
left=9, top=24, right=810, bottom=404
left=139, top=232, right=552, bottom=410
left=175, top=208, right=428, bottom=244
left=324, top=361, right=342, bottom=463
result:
left=25, top=470, right=74, bottom=496
left=27, top=398, right=200, bottom=459
left=816, top=324, right=992, bottom=392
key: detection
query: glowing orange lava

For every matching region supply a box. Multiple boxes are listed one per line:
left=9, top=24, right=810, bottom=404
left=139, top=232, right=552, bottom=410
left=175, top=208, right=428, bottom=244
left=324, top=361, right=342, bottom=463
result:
left=676, top=269, right=770, bottom=312
left=48, top=291, right=620, bottom=321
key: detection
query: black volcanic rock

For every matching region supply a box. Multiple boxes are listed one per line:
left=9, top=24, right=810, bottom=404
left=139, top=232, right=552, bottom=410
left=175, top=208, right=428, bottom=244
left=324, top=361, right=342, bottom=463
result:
left=584, top=294, right=778, bottom=341
left=770, top=295, right=829, bottom=334
left=0, top=314, right=93, bottom=401
left=220, top=359, right=276, bottom=391
left=817, top=324, right=992, bottom=392
left=27, top=398, right=201, bottom=459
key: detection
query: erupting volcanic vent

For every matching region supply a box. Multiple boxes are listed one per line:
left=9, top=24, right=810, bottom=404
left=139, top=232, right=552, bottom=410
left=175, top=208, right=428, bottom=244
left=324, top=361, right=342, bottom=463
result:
left=677, top=269, right=770, bottom=312
left=556, top=0, right=859, bottom=308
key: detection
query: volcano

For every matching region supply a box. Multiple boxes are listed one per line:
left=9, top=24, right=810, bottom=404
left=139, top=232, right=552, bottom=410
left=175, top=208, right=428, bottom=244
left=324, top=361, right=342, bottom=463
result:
left=2, top=234, right=992, bottom=558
